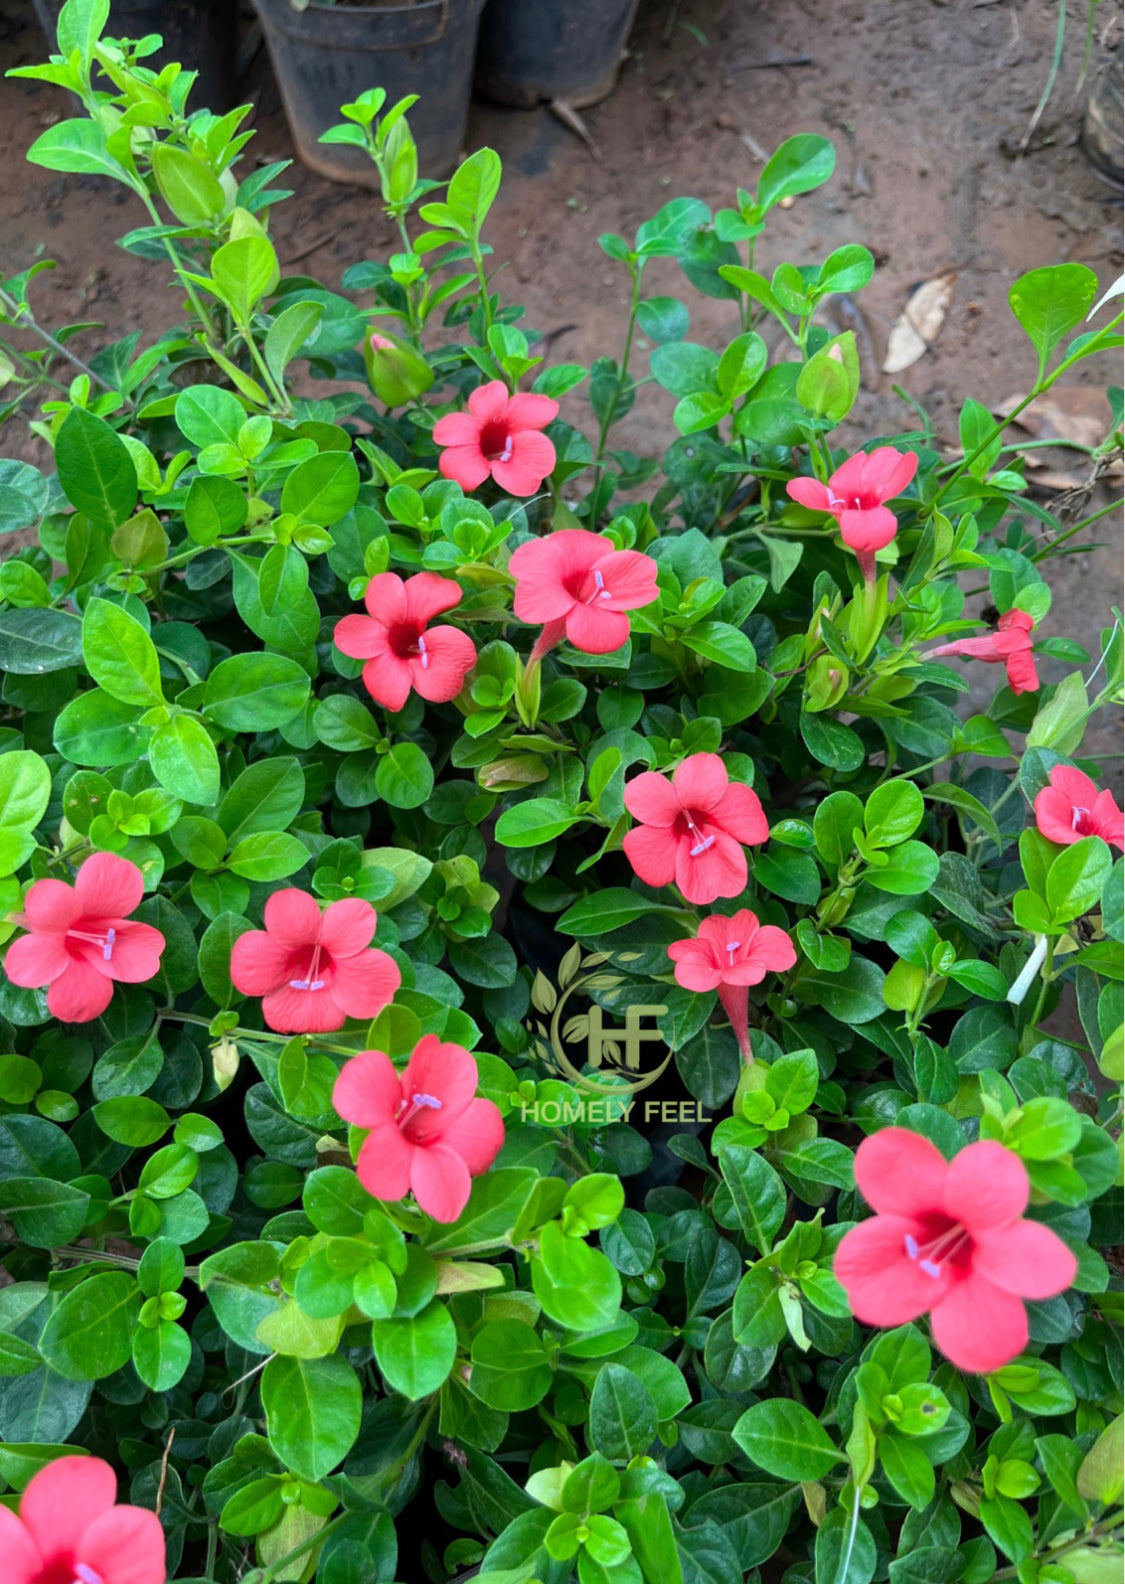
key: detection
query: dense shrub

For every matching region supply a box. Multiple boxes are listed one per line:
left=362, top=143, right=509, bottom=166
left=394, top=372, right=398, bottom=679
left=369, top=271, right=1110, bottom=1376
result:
left=0, top=5, right=1121, bottom=1583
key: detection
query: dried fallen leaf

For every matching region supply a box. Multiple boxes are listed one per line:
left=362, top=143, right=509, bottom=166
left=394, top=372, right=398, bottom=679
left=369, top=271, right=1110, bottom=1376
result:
left=994, top=388, right=1112, bottom=450
left=882, top=271, right=956, bottom=373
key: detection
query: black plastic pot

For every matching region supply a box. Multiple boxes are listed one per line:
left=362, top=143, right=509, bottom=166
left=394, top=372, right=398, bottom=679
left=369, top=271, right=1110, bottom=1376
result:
left=32, top=0, right=239, bottom=115
left=252, top=0, right=485, bottom=186
left=474, top=0, right=639, bottom=110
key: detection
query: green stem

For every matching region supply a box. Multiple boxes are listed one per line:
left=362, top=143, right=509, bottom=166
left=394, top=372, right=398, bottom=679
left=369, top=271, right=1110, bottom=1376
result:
left=992, top=1513, right=1124, bottom=1582
left=595, top=262, right=643, bottom=470
left=1027, top=938, right=1057, bottom=1030
left=0, top=287, right=131, bottom=404
left=1032, top=497, right=1123, bottom=560
left=240, top=324, right=291, bottom=416
left=137, top=191, right=220, bottom=342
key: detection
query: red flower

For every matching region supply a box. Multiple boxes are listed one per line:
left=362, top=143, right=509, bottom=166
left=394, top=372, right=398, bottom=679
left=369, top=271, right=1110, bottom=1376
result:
left=3, top=853, right=164, bottom=1024
left=0, top=1452, right=165, bottom=1584
left=432, top=380, right=558, bottom=497
left=787, top=446, right=918, bottom=580
left=926, top=608, right=1039, bottom=695
left=1034, top=764, right=1124, bottom=851
left=230, top=890, right=400, bottom=1035
left=623, top=753, right=769, bottom=906
left=333, top=1035, right=505, bottom=1222
left=334, top=572, right=477, bottom=711
left=834, top=1128, right=1077, bottom=1373
left=668, top=909, right=796, bottom=1061
left=509, top=529, right=659, bottom=663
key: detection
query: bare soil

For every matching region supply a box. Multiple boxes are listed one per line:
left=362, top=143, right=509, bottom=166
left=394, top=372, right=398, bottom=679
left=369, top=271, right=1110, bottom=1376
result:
left=0, top=0, right=1121, bottom=775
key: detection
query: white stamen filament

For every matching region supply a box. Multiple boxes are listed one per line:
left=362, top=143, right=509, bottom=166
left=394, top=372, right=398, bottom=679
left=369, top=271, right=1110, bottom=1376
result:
left=683, top=810, right=716, bottom=858
left=290, top=943, right=326, bottom=994
left=395, top=1091, right=444, bottom=1130
left=75, top=1566, right=105, bottom=1584
left=498, top=435, right=513, bottom=462
left=725, top=941, right=741, bottom=956
left=416, top=634, right=430, bottom=670
left=586, top=568, right=613, bottom=604
left=904, top=1223, right=969, bottom=1280
left=1071, top=805, right=1089, bottom=830
left=1007, top=933, right=1049, bottom=1006
left=66, top=926, right=116, bottom=962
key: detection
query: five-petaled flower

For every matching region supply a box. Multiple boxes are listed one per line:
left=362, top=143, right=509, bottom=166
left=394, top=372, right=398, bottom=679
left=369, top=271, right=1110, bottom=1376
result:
left=926, top=608, right=1039, bottom=695
left=0, top=1452, right=166, bottom=1584
left=334, top=571, right=477, bottom=711
left=230, top=890, right=400, bottom=1035
left=433, top=380, right=558, bottom=497
left=623, top=753, right=769, bottom=906
left=668, top=909, right=796, bottom=1062
left=834, top=1127, right=1076, bottom=1374
left=787, top=446, right=918, bottom=582
left=509, top=528, right=660, bottom=664
left=333, top=1035, right=505, bottom=1222
left=3, top=853, right=164, bottom=1024
left=1034, top=764, right=1124, bottom=851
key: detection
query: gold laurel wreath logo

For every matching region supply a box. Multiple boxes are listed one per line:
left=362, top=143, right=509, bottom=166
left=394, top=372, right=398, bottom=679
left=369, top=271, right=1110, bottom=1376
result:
left=527, top=943, right=674, bottom=1097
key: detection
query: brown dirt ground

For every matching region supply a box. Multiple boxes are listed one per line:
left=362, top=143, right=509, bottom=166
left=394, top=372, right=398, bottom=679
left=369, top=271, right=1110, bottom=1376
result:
left=0, top=0, right=1121, bottom=782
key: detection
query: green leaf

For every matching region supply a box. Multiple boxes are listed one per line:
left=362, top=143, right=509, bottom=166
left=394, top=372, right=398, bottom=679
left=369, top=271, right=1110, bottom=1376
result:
left=0, top=609, right=83, bottom=674
left=281, top=451, right=360, bottom=528
left=470, top=1320, right=553, bottom=1411
left=1009, top=264, right=1099, bottom=378
left=732, top=1399, right=843, bottom=1481
left=131, top=1320, right=190, bottom=1393
left=374, top=741, right=434, bottom=809
left=184, top=475, right=248, bottom=546
left=757, top=134, right=835, bottom=212
left=0, top=1332, right=42, bottom=1377
left=446, top=146, right=502, bottom=238
left=1076, top=1414, right=1124, bottom=1506
left=371, top=1297, right=457, bottom=1399
left=532, top=1222, right=622, bottom=1332
left=57, top=0, right=110, bottom=65
left=218, top=758, right=306, bottom=843
left=589, top=1363, right=658, bottom=1462
left=92, top=1095, right=170, bottom=1146
left=54, top=691, right=151, bottom=767
left=559, top=889, right=666, bottom=935
left=38, top=1272, right=140, bottom=1380
left=174, top=384, right=246, bottom=449
left=228, top=831, right=309, bottom=882
left=0, top=751, right=51, bottom=834
left=265, top=300, right=324, bottom=381
left=151, top=144, right=227, bottom=226
left=203, top=654, right=311, bottom=732
left=55, top=407, right=137, bottom=528
left=718, top=1146, right=786, bottom=1253
left=261, top=1354, right=362, bottom=1480
left=150, top=715, right=220, bottom=805
left=0, top=1177, right=90, bottom=1248
left=211, top=234, right=280, bottom=321
left=864, top=779, right=925, bottom=846
left=1046, top=836, right=1113, bottom=924
left=26, top=118, right=129, bottom=183
left=82, top=598, right=163, bottom=707
left=495, top=799, right=580, bottom=848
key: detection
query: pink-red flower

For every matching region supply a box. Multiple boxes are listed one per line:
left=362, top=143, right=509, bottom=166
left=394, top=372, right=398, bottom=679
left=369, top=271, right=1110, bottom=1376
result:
left=509, top=529, right=659, bottom=663
left=334, top=572, right=477, bottom=711
left=432, top=380, right=558, bottom=497
left=787, top=446, right=918, bottom=580
left=623, top=753, right=769, bottom=906
left=0, top=1452, right=166, bottom=1584
left=3, top=853, right=164, bottom=1023
left=1034, top=764, right=1124, bottom=851
left=926, top=608, right=1039, bottom=695
left=333, top=1035, right=504, bottom=1222
left=230, top=890, right=400, bottom=1035
left=668, top=909, right=796, bottom=1061
left=834, top=1128, right=1077, bottom=1374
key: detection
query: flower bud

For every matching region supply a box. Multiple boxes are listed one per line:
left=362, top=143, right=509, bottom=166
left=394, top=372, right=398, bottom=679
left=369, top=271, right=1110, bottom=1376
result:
left=362, top=328, right=433, bottom=407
